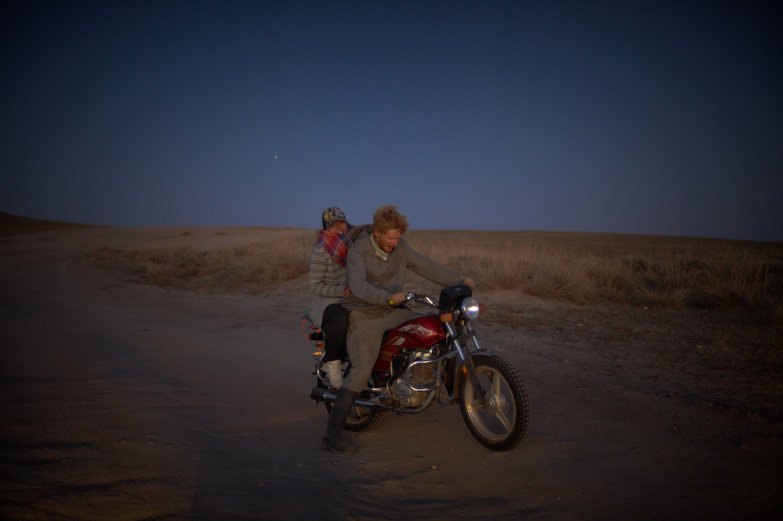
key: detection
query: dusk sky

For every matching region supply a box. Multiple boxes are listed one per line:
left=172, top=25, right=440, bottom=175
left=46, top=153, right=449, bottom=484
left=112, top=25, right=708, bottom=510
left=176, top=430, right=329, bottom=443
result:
left=2, top=1, right=781, bottom=241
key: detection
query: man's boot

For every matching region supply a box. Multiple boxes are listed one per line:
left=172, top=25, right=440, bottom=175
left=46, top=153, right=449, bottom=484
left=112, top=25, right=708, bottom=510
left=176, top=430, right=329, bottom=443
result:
left=322, top=387, right=358, bottom=454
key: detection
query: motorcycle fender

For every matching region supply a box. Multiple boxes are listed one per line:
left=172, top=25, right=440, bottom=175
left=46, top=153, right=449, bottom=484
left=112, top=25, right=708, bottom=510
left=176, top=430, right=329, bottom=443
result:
left=467, top=348, right=497, bottom=358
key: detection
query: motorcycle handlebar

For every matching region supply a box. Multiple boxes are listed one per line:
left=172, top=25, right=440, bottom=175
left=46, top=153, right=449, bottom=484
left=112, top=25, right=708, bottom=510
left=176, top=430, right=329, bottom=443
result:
left=404, top=292, right=437, bottom=307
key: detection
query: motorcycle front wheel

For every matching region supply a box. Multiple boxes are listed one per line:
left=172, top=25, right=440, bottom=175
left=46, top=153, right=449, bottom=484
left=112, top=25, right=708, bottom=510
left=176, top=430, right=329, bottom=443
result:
left=458, top=354, right=530, bottom=451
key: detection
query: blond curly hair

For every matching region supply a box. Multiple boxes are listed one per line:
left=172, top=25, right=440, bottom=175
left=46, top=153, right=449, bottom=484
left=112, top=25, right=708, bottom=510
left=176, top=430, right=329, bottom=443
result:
left=372, top=205, right=409, bottom=234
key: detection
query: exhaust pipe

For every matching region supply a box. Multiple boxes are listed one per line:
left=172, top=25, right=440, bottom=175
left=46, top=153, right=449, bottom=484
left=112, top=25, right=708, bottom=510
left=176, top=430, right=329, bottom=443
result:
left=309, top=387, right=390, bottom=410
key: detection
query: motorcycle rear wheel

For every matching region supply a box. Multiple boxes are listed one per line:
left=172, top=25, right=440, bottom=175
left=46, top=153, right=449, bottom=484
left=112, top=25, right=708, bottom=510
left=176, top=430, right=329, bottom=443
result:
left=458, top=354, right=530, bottom=451
left=318, top=379, right=383, bottom=432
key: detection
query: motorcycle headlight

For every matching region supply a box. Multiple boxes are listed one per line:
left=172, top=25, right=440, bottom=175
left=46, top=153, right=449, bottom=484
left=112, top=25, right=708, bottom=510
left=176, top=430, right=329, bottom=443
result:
left=460, top=297, right=480, bottom=321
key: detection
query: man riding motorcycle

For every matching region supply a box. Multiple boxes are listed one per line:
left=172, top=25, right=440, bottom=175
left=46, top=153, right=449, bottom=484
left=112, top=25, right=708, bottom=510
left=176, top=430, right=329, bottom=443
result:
left=322, top=205, right=474, bottom=454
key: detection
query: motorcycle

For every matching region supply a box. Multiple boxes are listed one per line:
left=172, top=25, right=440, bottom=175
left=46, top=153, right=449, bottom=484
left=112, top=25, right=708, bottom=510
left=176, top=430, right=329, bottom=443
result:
left=302, top=284, right=530, bottom=451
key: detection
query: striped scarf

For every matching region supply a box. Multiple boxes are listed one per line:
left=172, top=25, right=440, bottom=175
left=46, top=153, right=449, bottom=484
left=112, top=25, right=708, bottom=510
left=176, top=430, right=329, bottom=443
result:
left=316, top=230, right=350, bottom=266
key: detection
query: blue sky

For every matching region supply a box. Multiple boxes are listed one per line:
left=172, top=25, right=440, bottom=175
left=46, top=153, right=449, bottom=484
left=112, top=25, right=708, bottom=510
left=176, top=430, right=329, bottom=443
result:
left=2, top=1, right=781, bottom=240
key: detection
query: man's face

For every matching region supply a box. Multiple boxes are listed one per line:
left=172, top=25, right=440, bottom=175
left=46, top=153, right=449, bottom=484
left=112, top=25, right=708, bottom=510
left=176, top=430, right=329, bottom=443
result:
left=374, top=228, right=401, bottom=253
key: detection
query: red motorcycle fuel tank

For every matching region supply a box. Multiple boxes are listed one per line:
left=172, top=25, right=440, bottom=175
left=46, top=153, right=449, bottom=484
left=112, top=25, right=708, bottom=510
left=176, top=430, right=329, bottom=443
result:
left=374, top=314, right=445, bottom=372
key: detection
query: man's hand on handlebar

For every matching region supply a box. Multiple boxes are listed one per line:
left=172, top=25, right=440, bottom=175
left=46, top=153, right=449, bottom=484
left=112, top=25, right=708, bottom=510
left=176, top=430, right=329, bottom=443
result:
left=388, top=292, right=408, bottom=306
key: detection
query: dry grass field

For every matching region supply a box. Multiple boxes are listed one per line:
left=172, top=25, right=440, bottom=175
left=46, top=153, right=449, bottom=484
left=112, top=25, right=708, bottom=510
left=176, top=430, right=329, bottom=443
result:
left=3, top=212, right=782, bottom=520
left=86, top=227, right=783, bottom=321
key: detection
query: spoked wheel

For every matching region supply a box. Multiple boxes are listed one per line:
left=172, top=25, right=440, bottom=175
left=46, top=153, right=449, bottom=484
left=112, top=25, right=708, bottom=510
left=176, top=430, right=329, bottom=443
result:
left=458, top=354, right=530, bottom=451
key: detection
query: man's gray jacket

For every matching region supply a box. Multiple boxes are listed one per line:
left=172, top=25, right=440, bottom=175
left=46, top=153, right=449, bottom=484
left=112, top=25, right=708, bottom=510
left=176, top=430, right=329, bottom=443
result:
left=343, top=228, right=463, bottom=313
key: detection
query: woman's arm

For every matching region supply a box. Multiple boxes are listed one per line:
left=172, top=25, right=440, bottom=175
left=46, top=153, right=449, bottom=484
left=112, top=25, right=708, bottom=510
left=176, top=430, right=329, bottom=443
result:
left=309, top=244, right=346, bottom=298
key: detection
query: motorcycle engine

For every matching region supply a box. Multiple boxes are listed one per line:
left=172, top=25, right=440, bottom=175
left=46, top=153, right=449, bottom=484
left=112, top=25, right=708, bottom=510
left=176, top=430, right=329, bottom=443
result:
left=391, top=348, right=439, bottom=408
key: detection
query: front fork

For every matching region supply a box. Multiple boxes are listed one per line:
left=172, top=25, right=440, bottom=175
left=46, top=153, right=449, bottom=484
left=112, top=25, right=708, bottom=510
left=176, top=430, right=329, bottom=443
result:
left=443, top=321, right=490, bottom=407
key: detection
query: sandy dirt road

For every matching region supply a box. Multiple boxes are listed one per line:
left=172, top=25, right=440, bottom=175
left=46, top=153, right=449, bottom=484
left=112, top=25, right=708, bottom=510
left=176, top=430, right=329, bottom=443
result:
left=1, top=228, right=781, bottom=520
